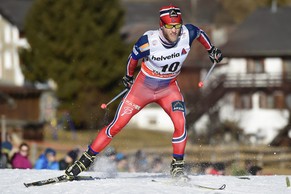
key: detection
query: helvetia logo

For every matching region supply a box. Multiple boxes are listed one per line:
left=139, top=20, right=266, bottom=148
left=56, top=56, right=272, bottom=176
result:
left=151, top=53, right=180, bottom=61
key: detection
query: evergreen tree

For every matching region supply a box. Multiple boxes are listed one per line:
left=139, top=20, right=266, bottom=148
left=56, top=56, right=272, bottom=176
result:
left=20, top=0, right=129, bottom=128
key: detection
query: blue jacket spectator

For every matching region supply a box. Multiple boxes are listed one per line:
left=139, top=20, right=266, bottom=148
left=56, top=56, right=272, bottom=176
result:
left=0, top=141, right=13, bottom=168
left=34, top=148, right=59, bottom=170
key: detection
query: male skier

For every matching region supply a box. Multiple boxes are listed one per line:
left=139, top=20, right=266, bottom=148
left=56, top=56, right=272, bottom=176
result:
left=65, top=5, right=223, bottom=180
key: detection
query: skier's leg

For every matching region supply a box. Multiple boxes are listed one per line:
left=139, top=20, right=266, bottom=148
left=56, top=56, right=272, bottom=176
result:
left=90, top=98, right=142, bottom=152
left=66, top=74, right=152, bottom=177
left=65, top=98, right=143, bottom=178
left=90, top=73, right=154, bottom=153
left=157, top=82, right=188, bottom=178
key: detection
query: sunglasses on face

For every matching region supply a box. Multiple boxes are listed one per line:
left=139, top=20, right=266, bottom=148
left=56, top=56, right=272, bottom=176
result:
left=164, top=23, right=182, bottom=29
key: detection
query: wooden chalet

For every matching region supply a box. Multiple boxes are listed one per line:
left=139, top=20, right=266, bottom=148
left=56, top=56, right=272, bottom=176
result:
left=0, top=0, right=44, bottom=141
left=185, top=6, right=291, bottom=144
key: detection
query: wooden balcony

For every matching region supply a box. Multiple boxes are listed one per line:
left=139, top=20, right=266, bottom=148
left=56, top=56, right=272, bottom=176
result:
left=225, top=73, right=291, bottom=91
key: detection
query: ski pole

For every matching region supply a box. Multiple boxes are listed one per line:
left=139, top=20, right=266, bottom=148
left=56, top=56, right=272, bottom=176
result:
left=100, top=88, right=129, bottom=109
left=198, top=61, right=217, bottom=88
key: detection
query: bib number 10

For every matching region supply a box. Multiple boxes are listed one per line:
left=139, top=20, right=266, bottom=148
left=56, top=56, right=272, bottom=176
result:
left=161, top=62, right=180, bottom=73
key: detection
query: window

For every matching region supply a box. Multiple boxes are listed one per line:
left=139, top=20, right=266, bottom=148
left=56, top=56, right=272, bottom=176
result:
left=259, top=92, right=272, bottom=109
left=286, top=94, right=291, bottom=109
left=234, top=93, right=252, bottom=109
left=4, top=51, right=12, bottom=69
left=259, top=91, right=285, bottom=109
left=284, top=60, right=291, bottom=80
left=266, top=95, right=274, bottom=109
left=274, top=91, right=285, bottom=109
left=241, top=94, right=252, bottom=109
left=284, top=60, right=291, bottom=73
left=4, top=25, right=12, bottom=43
left=12, top=27, right=18, bottom=42
left=247, top=59, right=264, bottom=73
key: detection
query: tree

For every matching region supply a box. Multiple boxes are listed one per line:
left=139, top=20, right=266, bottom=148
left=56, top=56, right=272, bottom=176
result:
left=20, top=0, right=130, bottom=128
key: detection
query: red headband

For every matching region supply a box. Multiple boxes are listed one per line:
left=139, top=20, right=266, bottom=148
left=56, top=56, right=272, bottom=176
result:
left=159, top=5, right=182, bottom=27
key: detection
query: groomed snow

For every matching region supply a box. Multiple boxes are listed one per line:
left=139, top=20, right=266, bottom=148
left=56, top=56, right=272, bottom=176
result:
left=0, top=169, right=290, bottom=194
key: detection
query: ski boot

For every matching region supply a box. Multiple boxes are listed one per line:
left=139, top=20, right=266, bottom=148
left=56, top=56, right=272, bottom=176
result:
left=65, top=150, right=96, bottom=180
left=170, top=158, right=189, bottom=182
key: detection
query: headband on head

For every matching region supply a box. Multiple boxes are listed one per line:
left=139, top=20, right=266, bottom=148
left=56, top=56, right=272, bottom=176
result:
left=159, top=5, right=182, bottom=27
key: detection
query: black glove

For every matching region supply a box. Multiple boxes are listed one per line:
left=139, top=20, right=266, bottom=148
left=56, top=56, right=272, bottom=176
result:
left=122, top=75, right=134, bottom=89
left=208, top=46, right=223, bottom=63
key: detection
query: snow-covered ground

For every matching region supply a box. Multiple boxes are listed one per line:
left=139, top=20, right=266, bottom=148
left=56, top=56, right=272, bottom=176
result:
left=0, top=169, right=290, bottom=194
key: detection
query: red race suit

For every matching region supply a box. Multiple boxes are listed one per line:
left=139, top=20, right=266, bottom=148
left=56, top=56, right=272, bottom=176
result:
left=90, top=24, right=213, bottom=159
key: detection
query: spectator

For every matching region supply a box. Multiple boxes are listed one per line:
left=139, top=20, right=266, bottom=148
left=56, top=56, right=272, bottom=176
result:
left=59, top=149, right=79, bottom=170
left=132, top=150, right=148, bottom=172
left=0, top=141, right=13, bottom=168
left=212, top=162, right=226, bottom=175
left=248, top=165, right=263, bottom=175
left=204, top=162, right=225, bottom=175
left=245, top=160, right=254, bottom=172
left=11, top=143, right=32, bottom=169
left=197, top=162, right=211, bottom=175
left=115, top=153, right=129, bottom=172
left=151, top=157, right=164, bottom=173
left=34, top=148, right=59, bottom=170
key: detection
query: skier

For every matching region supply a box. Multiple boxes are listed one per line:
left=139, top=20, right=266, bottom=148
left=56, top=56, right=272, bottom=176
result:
left=65, top=5, right=222, bottom=180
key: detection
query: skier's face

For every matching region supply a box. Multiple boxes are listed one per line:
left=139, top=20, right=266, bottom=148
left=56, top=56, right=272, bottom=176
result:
left=162, top=23, right=181, bottom=43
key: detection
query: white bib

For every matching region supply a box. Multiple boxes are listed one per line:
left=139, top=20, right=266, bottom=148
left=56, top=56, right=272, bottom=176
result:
left=141, top=26, right=191, bottom=79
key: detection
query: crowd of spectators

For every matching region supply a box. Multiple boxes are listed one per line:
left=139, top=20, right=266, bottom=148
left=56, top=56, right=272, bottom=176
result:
left=1, top=141, right=263, bottom=176
left=0, top=140, right=79, bottom=171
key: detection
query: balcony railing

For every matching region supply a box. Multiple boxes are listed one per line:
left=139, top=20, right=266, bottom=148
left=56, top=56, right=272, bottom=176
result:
left=224, top=73, right=291, bottom=88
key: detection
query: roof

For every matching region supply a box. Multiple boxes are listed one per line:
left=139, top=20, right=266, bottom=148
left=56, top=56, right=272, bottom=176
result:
left=221, top=6, right=291, bottom=57
left=0, top=0, right=33, bottom=31
left=0, top=84, right=41, bottom=96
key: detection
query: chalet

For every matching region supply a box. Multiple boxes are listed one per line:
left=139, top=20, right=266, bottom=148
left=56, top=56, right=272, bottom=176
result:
left=0, top=0, right=53, bottom=141
left=196, top=6, right=291, bottom=144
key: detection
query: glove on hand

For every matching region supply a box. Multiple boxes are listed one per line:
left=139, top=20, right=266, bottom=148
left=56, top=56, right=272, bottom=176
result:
left=122, top=75, right=134, bottom=89
left=208, top=46, right=223, bottom=63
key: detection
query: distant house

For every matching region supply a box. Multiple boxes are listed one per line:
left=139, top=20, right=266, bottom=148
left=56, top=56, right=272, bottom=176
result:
left=0, top=0, right=55, bottom=141
left=193, top=6, right=291, bottom=144
left=0, top=0, right=31, bottom=85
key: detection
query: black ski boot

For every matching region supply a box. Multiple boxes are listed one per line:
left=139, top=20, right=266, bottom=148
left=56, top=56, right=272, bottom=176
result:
left=170, top=158, right=189, bottom=181
left=65, top=150, right=96, bottom=180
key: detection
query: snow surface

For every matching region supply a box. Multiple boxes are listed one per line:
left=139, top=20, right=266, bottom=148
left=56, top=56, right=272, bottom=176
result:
left=0, top=169, right=290, bottom=194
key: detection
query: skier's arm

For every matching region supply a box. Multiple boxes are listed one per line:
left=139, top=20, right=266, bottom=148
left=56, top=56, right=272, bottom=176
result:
left=125, top=34, right=150, bottom=77
left=185, top=24, right=212, bottom=50
left=186, top=24, right=223, bottom=63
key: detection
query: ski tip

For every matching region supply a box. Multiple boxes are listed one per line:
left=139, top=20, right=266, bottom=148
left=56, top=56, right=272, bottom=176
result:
left=238, top=176, right=251, bottom=180
left=219, top=184, right=226, bottom=190
left=73, top=176, right=94, bottom=181
left=23, top=183, right=30, bottom=188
